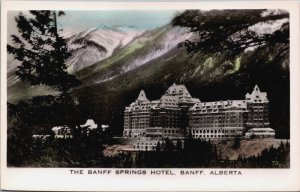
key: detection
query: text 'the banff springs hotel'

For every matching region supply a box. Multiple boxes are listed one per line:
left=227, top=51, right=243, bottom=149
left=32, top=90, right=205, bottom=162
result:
left=122, top=83, right=275, bottom=151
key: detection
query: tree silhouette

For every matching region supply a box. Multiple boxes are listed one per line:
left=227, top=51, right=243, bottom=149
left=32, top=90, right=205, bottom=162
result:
left=7, top=10, right=82, bottom=128
left=8, top=11, right=80, bottom=93
left=156, top=141, right=161, bottom=151
left=7, top=11, right=82, bottom=166
left=172, top=9, right=289, bottom=60
left=232, top=137, right=241, bottom=149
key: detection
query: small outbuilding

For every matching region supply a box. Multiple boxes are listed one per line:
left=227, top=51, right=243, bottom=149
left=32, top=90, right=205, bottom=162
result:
left=245, top=128, right=275, bottom=139
left=81, top=119, right=98, bottom=129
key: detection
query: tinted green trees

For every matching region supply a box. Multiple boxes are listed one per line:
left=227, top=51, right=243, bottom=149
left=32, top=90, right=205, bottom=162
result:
left=8, top=11, right=80, bottom=93
left=7, top=11, right=81, bottom=166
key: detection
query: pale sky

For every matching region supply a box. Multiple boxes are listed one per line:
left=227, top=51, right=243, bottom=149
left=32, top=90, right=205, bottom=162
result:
left=58, top=10, right=180, bottom=31
left=8, top=10, right=180, bottom=35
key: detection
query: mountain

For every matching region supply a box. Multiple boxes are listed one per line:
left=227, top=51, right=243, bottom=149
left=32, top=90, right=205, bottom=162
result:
left=7, top=26, right=143, bottom=101
left=63, top=27, right=143, bottom=73
left=70, top=26, right=288, bottom=139
left=76, top=25, right=192, bottom=86
left=7, top=24, right=289, bottom=139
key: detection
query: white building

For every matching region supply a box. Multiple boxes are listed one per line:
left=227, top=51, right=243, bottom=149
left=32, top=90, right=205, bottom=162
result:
left=101, top=124, right=109, bottom=131
left=51, top=119, right=100, bottom=138
left=122, top=84, right=275, bottom=151
left=52, top=125, right=72, bottom=138
left=245, top=128, right=276, bottom=139
left=81, top=119, right=98, bottom=129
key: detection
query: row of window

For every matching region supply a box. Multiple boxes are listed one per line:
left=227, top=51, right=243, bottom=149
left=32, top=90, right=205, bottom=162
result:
left=190, top=114, right=243, bottom=118
left=248, top=102, right=267, bottom=105
left=130, top=116, right=149, bottom=118
left=189, top=124, right=243, bottom=128
left=131, top=126, right=148, bottom=128
left=190, top=116, right=243, bottom=121
left=192, top=134, right=240, bottom=138
left=163, top=129, right=181, bottom=134
left=133, top=139, right=181, bottom=150
left=133, top=145, right=156, bottom=150
left=136, top=142, right=157, bottom=146
left=190, top=120, right=243, bottom=123
left=123, top=130, right=144, bottom=135
left=131, top=121, right=149, bottom=124
left=130, top=121, right=149, bottom=124
left=190, top=129, right=240, bottom=134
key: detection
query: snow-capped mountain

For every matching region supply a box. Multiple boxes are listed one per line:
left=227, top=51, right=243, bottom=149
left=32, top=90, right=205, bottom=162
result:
left=77, top=25, right=193, bottom=85
left=62, top=26, right=143, bottom=73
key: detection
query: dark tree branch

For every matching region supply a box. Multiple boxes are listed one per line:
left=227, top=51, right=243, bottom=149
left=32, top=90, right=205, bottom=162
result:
left=172, top=9, right=289, bottom=60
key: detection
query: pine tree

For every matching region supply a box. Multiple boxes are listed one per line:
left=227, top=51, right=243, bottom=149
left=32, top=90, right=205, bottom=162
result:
left=232, top=137, right=241, bottom=149
left=156, top=141, right=161, bottom=151
left=176, top=139, right=183, bottom=152
left=7, top=11, right=82, bottom=128
left=172, top=9, right=289, bottom=60
left=7, top=11, right=81, bottom=166
left=164, top=138, right=174, bottom=151
left=8, top=11, right=80, bottom=93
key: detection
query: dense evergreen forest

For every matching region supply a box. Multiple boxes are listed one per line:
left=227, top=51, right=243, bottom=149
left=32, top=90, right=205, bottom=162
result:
left=8, top=133, right=290, bottom=168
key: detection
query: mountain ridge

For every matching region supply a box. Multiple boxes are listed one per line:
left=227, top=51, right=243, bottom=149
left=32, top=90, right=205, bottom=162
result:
left=7, top=24, right=289, bottom=139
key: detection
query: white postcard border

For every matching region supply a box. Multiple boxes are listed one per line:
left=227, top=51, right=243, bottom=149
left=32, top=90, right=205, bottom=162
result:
left=1, top=1, right=300, bottom=191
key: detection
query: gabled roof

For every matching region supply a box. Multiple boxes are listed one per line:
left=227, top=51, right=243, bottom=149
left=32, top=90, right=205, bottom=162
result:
left=164, top=83, right=192, bottom=98
left=125, top=99, right=153, bottom=112
left=189, top=100, right=246, bottom=112
left=158, top=95, right=180, bottom=108
left=81, top=119, right=98, bottom=129
left=137, top=90, right=148, bottom=101
left=224, top=100, right=247, bottom=109
left=246, top=84, right=268, bottom=102
left=125, top=83, right=200, bottom=111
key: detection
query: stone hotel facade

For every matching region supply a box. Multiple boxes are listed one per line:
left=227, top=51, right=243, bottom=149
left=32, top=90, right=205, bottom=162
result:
left=122, top=83, right=275, bottom=151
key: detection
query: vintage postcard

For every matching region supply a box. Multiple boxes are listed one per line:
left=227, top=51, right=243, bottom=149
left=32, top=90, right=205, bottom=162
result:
left=1, top=1, right=300, bottom=191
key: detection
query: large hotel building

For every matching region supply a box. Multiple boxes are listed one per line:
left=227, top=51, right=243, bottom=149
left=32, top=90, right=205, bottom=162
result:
left=122, top=83, right=275, bottom=151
